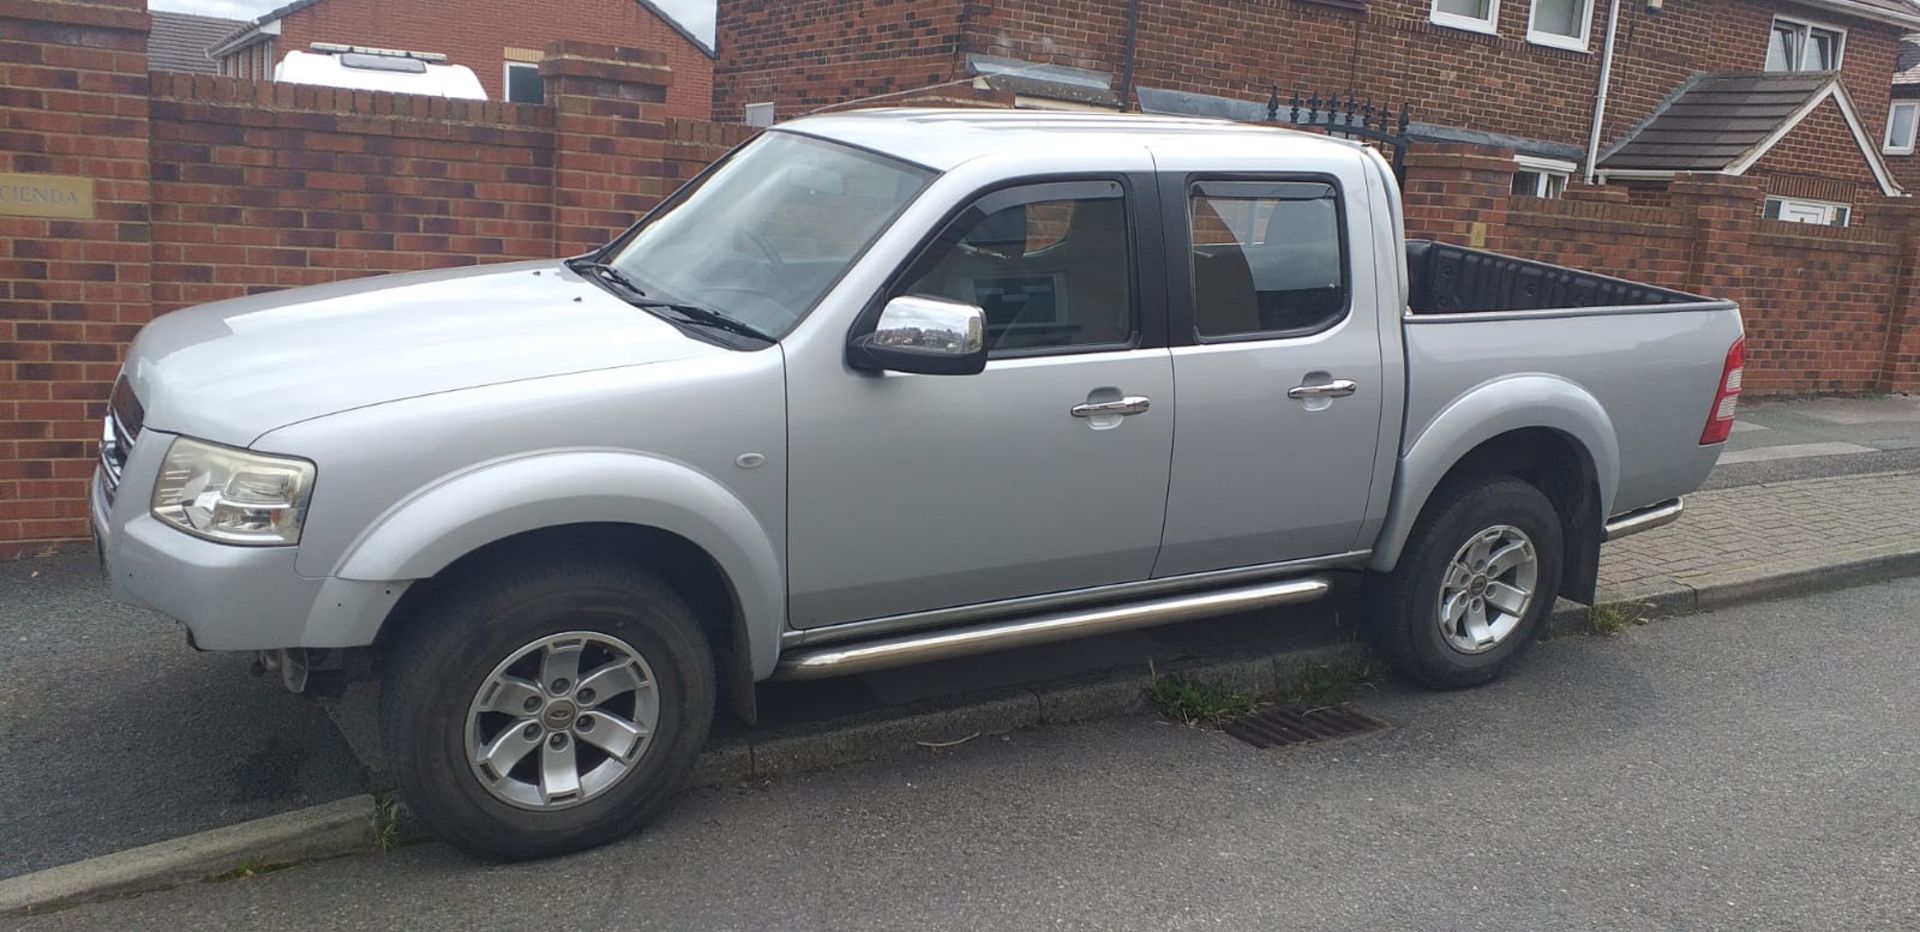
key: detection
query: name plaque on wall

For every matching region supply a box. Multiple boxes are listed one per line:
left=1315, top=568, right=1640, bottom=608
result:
left=0, top=173, right=95, bottom=219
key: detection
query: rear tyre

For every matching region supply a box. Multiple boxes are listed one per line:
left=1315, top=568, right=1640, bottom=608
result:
left=1367, top=475, right=1563, bottom=690
left=380, top=555, right=714, bottom=861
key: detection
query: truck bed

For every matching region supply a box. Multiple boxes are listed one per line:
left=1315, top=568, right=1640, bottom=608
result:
left=1406, top=240, right=1703, bottom=315
left=1396, top=240, right=1742, bottom=521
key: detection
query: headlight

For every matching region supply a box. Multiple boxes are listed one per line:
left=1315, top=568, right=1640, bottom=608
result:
left=151, top=437, right=316, bottom=545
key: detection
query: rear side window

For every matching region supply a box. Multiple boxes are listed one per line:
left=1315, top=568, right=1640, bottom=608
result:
left=1188, top=180, right=1348, bottom=339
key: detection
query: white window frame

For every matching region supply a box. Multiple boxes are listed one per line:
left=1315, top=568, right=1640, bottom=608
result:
left=1512, top=155, right=1575, bottom=198
left=1431, top=0, right=1500, bottom=36
left=1766, top=16, right=1846, bottom=73
left=1526, top=0, right=1593, bottom=51
left=503, top=61, right=543, bottom=104
left=1886, top=100, right=1919, bottom=155
left=1764, top=196, right=1851, bottom=227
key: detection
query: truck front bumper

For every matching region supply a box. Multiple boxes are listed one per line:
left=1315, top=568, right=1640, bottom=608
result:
left=91, top=430, right=404, bottom=652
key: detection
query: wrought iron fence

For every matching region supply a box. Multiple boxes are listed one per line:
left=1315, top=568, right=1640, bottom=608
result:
left=1266, top=85, right=1412, bottom=186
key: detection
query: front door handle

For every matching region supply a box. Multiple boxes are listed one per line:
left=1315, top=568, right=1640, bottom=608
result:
left=1287, top=379, right=1358, bottom=400
left=1070, top=396, right=1151, bottom=418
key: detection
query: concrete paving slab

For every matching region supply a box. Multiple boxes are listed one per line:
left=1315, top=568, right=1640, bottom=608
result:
left=1716, top=441, right=1877, bottom=463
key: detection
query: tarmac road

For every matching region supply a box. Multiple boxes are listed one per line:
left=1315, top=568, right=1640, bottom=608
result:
left=20, top=573, right=1920, bottom=930
left=0, top=553, right=367, bottom=879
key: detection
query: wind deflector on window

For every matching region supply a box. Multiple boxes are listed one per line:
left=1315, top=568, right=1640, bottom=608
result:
left=1406, top=240, right=1708, bottom=314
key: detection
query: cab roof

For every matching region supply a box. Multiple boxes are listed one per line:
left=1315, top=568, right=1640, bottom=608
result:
left=776, top=108, right=1364, bottom=172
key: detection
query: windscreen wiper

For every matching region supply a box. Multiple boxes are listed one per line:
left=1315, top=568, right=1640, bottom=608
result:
left=568, top=257, right=773, bottom=342
left=567, top=258, right=649, bottom=297
left=633, top=299, right=774, bottom=342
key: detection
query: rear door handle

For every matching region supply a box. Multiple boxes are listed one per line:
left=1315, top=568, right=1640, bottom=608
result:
left=1287, top=379, right=1358, bottom=400
left=1070, top=396, right=1151, bottom=418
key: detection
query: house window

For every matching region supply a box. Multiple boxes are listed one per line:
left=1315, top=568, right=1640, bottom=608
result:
left=1511, top=156, right=1574, bottom=198
left=1528, top=0, right=1593, bottom=50
left=1766, top=17, right=1844, bottom=72
left=1763, top=196, right=1850, bottom=227
left=504, top=61, right=544, bottom=103
left=1887, top=101, right=1919, bottom=155
left=1431, top=0, right=1499, bottom=35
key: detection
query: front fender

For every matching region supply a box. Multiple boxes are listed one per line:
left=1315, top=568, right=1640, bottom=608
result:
left=1369, top=375, right=1619, bottom=572
left=330, top=450, right=786, bottom=678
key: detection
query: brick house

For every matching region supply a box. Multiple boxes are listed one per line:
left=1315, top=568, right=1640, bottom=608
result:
left=714, top=0, right=1920, bottom=221
left=206, top=0, right=716, bottom=118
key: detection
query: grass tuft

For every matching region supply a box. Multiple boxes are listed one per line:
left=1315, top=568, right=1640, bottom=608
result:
left=203, top=855, right=291, bottom=884
left=371, top=792, right=401, bottom=853
left=1146, top=664, right=1263, bottom=727
left=1585, top=603, right=1645, bottom=636
left=1274, top=658, right=1385, bottom=710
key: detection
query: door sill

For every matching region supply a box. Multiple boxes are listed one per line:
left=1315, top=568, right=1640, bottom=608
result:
left=782, top=550, right=1371, bottom=650
left=772, top=575, right=1333, bottom=681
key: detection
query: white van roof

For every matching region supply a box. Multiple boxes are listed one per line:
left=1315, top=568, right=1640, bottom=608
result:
left=274, top=47, right=487, bottom=100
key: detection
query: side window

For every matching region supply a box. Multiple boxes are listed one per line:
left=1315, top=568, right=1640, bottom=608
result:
left=1188, top=180, right=1347, bottom=339
left=897, top=182, right=1132, bottom=353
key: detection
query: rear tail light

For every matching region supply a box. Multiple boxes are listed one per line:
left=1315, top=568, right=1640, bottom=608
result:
left=1700, top=337, right=1744, bottom=445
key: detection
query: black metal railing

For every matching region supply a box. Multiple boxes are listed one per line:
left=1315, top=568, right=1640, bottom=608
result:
left=1267, top=85, right=1412, bottom=185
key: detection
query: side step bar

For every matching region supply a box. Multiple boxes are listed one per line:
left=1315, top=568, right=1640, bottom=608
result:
left=772, top=576, right=1331, bottom=681
left=1603, top=497, right=1684, bottom=542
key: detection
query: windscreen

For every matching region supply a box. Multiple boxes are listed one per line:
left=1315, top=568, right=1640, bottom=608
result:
left=603, top=132, right=934, bottom=338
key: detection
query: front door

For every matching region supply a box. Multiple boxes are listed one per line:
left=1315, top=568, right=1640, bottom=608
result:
left=785, top=177, right=1174, bottom=628
left=1154, top=173, right=1386, bottom=576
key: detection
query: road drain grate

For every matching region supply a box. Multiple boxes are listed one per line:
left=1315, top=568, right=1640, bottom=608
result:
left=1222, top=705, right=1389, bottom=749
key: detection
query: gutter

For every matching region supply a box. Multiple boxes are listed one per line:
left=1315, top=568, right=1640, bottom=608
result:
left=1583, top=0, right=1623, bottom=184
left=1117, top=0, right=1142, bottom=111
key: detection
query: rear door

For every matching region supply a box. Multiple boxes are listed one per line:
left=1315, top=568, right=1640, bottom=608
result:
left=1152, top=166, right=1386, bottom=576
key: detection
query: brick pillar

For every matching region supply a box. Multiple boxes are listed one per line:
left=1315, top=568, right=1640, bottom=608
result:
left=1668, top=174, right=1760, bottom=312
left=0, top=0, right=153, bottom=555
left=1397, top=143, right=1515, bottom=252
left=1668, top=173, right=1761, bottom=385
left=1863, top=199, right=1920, bottom=392
left=541, top=41, right=675, bottom=255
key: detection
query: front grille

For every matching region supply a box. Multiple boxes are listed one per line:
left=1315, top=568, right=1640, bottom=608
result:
left=99, top=376, right=144, bottom=502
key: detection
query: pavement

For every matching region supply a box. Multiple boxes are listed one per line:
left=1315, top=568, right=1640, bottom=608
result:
left=1704, top=393, right=1920, bottom=488
left=3, top=393, right=1918, bottom=899
left=16, top=574, right=1920, bottom=931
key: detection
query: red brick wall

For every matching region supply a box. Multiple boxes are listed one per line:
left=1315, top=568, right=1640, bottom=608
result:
left=0, top=0, right=152, bottom=551
left=0, top=15, right=748, bottom=557
left=243, top=0, right=715, bottom=119
left=1745, top=222, right=1904, bottom=390
left=716, top=0, right=1902, bottom=177
left=1501, top=197, right=1695, bottom=293
left=147, top=76, right=558, bottom=314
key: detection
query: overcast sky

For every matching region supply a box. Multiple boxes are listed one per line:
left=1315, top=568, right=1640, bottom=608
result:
left=147, top=0, right=717, bottom=45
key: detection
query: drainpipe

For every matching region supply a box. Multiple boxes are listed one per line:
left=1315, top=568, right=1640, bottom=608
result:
left=1117, top=0, right=1142, bottom=111
left=1584, top=0, right=1624, bottom=183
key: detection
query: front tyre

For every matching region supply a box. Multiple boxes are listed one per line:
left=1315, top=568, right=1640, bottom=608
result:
left=381, top=557, right=714, bottom=860
left=1367, top=475, right=1563, bottom=690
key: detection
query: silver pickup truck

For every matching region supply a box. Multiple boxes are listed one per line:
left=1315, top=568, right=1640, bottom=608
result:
left=92, top=110, right=1743, bottom=859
